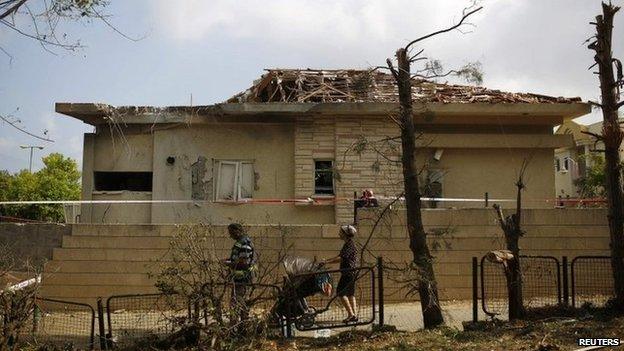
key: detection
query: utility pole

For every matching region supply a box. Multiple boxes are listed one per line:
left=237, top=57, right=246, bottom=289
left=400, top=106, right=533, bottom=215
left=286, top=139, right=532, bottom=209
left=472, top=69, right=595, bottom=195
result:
left=19, top=145, right=44, bottom=172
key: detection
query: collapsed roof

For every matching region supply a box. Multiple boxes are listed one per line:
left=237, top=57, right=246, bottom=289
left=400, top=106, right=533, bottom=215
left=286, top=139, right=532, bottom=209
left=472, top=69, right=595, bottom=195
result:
left=228, top=69, right=583, bottom=104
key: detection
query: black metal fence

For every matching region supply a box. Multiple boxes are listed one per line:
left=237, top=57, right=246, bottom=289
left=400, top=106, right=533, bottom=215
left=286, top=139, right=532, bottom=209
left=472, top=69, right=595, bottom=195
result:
left=474, top=254, right=617, bottom=320
left=571, top=256, right=614, bottom=308
left=105, top=293, right=189, bottom=348
left=25, top=297, right=95, bottom=350
left=100, top=263, right=382, bottom=347
left=480, top=255, right=561, bottom=317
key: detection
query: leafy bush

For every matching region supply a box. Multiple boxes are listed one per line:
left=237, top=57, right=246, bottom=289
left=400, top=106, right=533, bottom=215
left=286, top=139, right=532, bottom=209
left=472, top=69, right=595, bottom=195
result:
left=0, top=153, right=80, bottom=222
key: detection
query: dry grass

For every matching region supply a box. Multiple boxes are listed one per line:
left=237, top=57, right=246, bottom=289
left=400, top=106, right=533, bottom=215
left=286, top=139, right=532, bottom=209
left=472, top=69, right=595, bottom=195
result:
left=276, top=315, right=624, bottom=351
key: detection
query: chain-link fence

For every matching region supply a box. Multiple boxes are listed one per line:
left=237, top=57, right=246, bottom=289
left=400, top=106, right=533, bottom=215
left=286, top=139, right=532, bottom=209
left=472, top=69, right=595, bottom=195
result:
left=571, top=256, right=614, bottom=308
left=25, top=297, right=95, bottom=350
left=106, top=293, right=189, bottom=348
left=480, top=255, right=561, bottom=317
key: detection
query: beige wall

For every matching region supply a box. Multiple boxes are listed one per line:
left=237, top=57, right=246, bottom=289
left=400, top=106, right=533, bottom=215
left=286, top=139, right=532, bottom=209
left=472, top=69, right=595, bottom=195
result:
left=81, top=114, right=567, bottom=224
left=81, top=130, right=154, bottom=223
left=150, top=123, right=334, bottom=224
left=327, top=117, right=563, bottom=222
left=41, top=208, right=611, bottom=305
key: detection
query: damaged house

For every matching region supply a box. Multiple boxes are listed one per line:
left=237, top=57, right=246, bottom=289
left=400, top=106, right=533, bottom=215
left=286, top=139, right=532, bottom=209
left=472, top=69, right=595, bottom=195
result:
left=56, top=69, right=589, bottom=224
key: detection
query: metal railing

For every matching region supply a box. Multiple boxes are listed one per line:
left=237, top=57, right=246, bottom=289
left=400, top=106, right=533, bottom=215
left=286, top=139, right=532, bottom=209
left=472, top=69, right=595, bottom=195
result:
left=571, top=256, right=614, bottom=308
left=480, top=255, right=561, bottom=317
left=472, top=254, right=618, bottom=322
left=26, top=297, right=95, bottom=350
left=105, top=293, right=189, bottom=348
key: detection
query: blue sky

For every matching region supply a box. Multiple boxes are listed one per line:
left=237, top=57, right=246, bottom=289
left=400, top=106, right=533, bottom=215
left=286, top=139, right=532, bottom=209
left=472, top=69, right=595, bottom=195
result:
left=0, top=0, right=619, bottom=172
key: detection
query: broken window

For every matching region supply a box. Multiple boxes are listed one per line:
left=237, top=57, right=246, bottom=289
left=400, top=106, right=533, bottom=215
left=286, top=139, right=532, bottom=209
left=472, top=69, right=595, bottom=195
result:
left=215, top=161, right=255, bottom=201
left=422, top=169, right=444, bottom=208
left=94, top=171, right=153, bottom=192
left=314, top=160, right=334, bottom=195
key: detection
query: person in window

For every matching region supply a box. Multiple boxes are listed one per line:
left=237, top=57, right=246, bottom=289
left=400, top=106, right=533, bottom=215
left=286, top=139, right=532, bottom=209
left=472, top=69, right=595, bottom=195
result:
left=323, top=225, right=359, bottom=323
left=221, top=223, right=256, bottom=324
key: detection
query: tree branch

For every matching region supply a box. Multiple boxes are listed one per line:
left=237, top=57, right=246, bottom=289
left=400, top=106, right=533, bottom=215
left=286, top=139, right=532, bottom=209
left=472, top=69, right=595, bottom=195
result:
left=581, top=130, right=605, bottom=141
left=405, top=6, right=483, bottom=51
left=0, top=113, right=54, bottom=142
left=0, top=0, right=27, bottom=21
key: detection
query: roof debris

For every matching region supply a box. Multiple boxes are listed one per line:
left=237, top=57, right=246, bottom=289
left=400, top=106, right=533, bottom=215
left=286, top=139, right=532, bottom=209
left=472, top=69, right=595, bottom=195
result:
left=227, top=69, right=582, bottom=104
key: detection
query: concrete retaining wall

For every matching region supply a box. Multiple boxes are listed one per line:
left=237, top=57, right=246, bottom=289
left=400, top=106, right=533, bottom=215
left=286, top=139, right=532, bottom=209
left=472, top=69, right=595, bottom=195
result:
left=35, top=208, right=611, bottom=306
left=0, top=223, right=68, bottom=268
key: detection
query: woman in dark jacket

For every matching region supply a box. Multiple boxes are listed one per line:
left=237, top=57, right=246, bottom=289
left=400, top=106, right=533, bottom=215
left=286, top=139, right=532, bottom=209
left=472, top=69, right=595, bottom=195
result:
left=323, top=225, right=358, bottom=323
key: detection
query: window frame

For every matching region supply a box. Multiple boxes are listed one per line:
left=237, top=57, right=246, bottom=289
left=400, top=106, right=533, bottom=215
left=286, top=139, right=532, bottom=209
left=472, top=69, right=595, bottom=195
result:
left=237, top=161, right=255, bottom=200
left=93, top=171, right=153, bottom=192
left=214, top=160, right=255, bottom=201
left=313, top=159, right=335, bottom=196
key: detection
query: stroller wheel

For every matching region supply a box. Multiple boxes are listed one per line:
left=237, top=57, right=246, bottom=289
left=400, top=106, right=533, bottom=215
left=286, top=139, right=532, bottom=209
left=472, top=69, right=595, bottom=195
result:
left=296, top=313, right=316, bottom=329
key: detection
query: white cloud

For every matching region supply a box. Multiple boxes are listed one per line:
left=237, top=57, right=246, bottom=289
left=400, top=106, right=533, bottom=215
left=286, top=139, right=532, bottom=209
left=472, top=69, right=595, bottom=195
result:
left=40, top=111, right=59, bottom=141
left=0, top=136, right=16, bottom=150
left=154, top=0, right=475, bottom=49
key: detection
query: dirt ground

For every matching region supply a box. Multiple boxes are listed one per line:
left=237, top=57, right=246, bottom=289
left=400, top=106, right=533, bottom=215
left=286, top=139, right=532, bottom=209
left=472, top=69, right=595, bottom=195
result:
left=23, top=302, right=624, bottom=351
left=274, top=314, right=624, bottom=351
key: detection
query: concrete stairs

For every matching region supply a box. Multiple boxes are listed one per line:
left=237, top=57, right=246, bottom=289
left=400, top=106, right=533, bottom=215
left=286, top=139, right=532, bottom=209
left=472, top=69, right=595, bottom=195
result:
left=40, top=218, right=612, bottom=307
left=41, top=225, right=172, bottom=307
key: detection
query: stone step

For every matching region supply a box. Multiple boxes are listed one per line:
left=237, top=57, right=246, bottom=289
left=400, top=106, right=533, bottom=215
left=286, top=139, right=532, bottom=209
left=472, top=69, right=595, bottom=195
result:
left=45, top=260, right=159, bottom=274
left=40, top=284, right=158, bottom=299
left=51, top=246, right=613, bottom=263
left=61, top=233, right=612, bottom=251
left=43, top=272, right=153, bottom=286
left=71, top=224, right=166, bottom=237
left=62, top=235, right=172, bottom=249
left=69, top=224, right=340, bottom=238
left=43, top=260, right=480, bottom=279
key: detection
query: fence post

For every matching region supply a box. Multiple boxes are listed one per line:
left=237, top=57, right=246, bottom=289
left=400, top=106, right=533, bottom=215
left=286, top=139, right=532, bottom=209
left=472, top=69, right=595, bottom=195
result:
left=377, top=256, right=385, bottom=327
left=472, top=256, right=478, bottom=322
left=283, top=277, right=294, bottom=339
left=484, top=192, right=489, bottom=208
left=562, top=256, right=569, bottom=306
left=353, top=191, right=358, bottom=225
left=97, top=298, right=107, bottom=350
left=570, top=257, right=576, bottom=308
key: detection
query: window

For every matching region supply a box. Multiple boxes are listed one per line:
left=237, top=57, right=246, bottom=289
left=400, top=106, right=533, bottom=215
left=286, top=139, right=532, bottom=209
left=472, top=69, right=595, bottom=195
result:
left=555, top=157, right=561, bottom=172
left=215, top=161, right=255, bottom=201
left=423, top=170, right=444, bottom=196
left=563, top=157, right=571, bottom=171
left=94, top=172, right=153, bottom=192
left=314, top=160, right=334, bottom=195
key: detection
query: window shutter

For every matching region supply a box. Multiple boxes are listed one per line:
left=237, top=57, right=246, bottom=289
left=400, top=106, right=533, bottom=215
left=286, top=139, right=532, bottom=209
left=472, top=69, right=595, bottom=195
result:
left=239, top=162, right=254, bottom=199
left=216, top=162, right=238, bottom=200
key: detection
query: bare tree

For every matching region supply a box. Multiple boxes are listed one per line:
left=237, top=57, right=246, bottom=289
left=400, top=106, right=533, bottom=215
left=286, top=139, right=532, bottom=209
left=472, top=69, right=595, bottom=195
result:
left=151, top=223, right=291, bottom=349
left=382, top=4, right=483, bottom=328
left=0, top=245, right=41, bottom=351
left=1, top=0, right=139, bottom=60
left=492, top=159, right=529, bottom=320
left=586, top=2, right=624, bottom=310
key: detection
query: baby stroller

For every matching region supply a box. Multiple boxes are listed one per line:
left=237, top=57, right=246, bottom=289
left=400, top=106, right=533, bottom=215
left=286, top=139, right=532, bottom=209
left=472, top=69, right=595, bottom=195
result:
left=272, top=256, right=333, bottom=329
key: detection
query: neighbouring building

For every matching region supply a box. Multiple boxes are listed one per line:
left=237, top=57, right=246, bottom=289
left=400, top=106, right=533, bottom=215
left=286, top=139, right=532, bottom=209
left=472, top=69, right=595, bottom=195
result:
left=554, top=118, right=623, bottom=198
left=56, top=69, right=589, bottom=225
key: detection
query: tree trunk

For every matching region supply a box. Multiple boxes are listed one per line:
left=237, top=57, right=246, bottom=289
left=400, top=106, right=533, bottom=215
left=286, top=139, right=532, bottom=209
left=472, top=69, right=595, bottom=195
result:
left=395, top=48, right=444, bottom=328
left=592, top=3, right=624, bottom=309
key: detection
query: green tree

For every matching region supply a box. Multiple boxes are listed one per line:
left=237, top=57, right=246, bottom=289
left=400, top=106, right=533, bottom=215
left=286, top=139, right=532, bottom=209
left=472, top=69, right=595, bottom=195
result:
left=0, top=153, right=80, bottom=222
left=574, top=154, right=608, bottom=199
